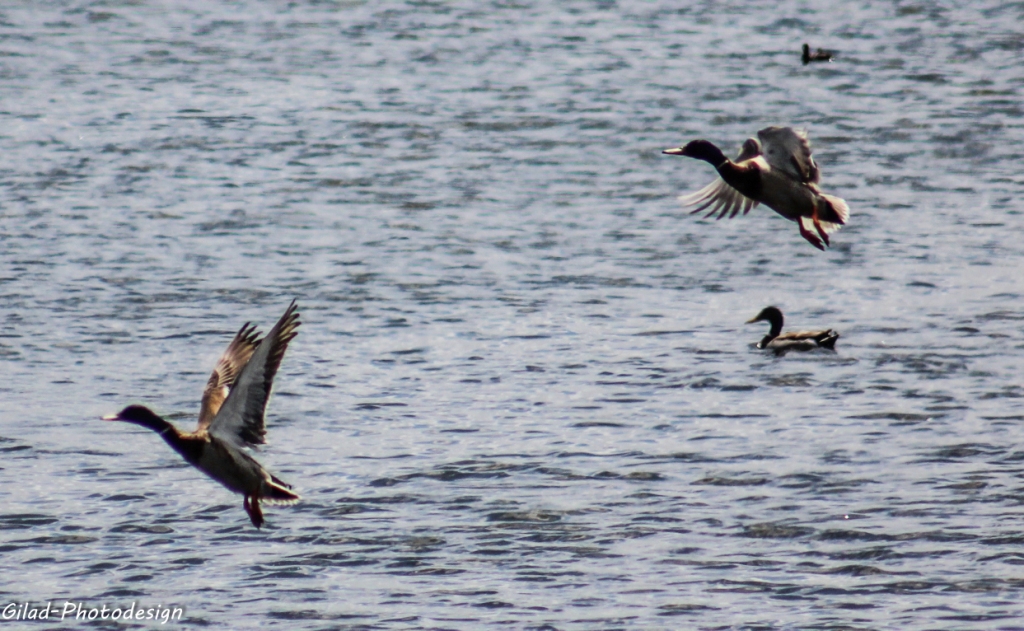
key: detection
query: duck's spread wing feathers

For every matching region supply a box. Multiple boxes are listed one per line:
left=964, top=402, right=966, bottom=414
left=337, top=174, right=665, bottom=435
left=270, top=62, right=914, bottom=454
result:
left=198, top=322, right=261, bottom=431
left=208, top=301, right=301, bottom=447
left=679, top=179, right=759, bottom=220
left=678, top=139, right=762, bottom=220
left=757, top=126, right=819, bottom=184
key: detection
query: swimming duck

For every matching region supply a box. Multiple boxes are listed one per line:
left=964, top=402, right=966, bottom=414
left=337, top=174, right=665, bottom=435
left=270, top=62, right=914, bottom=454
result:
left=662, top=126, right=849, bottom=250
left=104, top=300, right=301, bottom=529
left=802, top=43, right=834, bottom=65
left=747, top=306, right=838, bottom=354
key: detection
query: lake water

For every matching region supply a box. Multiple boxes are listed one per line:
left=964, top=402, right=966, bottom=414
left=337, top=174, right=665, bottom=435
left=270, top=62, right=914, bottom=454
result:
left=2, top=1, right=1024, bottom=629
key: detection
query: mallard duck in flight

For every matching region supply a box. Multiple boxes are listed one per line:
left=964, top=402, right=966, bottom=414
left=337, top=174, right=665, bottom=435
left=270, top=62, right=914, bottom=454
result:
left=663, top=126, right=849, bottom=250
left=104, top=300, right=302, bottom=529
left=747, top=306, right=838, bottom=354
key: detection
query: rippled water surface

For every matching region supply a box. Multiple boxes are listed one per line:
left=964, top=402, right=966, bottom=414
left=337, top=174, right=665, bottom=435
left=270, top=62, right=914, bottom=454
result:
left=3, top=1, right=1024, bottom=629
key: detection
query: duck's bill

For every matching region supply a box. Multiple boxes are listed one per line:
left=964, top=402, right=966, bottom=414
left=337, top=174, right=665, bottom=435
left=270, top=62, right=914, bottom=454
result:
left=745, top=316, right=761, bottom=324
left=662, top=147, right=684, bottom=155
left=101, top=413, right=121, bottom=421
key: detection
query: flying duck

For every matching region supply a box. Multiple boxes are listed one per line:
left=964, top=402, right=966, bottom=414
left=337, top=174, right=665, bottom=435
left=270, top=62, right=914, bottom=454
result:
left=747, top=306, right=838, bottom=354
left=662, top=126, right=849, bottom=250
left=802, top=43, right=834, bottom=65
left=104, top=300, right=302, bottom=529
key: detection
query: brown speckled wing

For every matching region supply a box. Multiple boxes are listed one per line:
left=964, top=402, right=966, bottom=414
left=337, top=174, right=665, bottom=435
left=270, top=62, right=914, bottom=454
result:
left=775, top=329, right=835, bottom=342
left=208, top=300, right=301, bottom=447
left=198, top=322, right=261, bottom=432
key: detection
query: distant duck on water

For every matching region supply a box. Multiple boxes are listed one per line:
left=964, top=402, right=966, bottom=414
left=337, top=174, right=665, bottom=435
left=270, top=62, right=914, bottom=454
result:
left=662, top=126, right=849, bottom=250
left=104, top=300, right=301, bottom=529
left=802, top=43, right=834, bottom=65
left=747, top=306, right=838, bottom=354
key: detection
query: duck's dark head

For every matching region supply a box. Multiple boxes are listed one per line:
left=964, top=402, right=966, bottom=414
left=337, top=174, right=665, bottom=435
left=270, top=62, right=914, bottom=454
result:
left=103, top=405, right=169, bottom=432
left=747, top=307, right=783, bottom=349
left=662, top=140, right=728, bottom=167
left=747, top=306, right=784, bottom=326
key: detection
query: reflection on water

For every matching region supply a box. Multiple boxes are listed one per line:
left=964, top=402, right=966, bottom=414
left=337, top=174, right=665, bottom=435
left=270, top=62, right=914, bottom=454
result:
left=2, top=1, right=1024, bottom=628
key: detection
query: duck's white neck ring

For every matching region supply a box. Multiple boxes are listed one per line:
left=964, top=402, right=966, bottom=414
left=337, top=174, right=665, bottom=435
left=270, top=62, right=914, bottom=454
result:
left=716, top=160, right=729, bottom=169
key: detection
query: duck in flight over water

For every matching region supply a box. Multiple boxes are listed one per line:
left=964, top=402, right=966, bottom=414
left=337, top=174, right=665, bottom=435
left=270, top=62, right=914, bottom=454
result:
left=662, top=126, right=849, bottom=250
left=104, top=300, right=302, bottom=529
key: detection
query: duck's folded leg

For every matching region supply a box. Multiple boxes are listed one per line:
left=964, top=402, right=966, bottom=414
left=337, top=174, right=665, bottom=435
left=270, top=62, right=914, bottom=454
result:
left=811, top=206, right=830, bottom=246
left=243, top=494, right=265, bottom=529
left=798, top=219, right=826, bottom=251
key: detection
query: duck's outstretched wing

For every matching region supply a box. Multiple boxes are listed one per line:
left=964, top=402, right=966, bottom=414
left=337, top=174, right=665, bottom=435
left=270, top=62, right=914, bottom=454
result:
left=680, top=180, right=759, bottom=219
left=757, top=126, right=819, bottom=184
left=208, top=300, right=301, bottom=447
left=678, top=138, right=761, bottom=220
left=198, top=323, right=261, bottom=432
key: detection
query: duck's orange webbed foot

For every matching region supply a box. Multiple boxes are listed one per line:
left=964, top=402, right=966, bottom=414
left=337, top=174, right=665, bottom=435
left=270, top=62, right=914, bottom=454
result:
left=243, top=495, right=264, bottom=529
left=811, top=206, right=830, bottom=247
left=798, top=221, right=826, bottom=251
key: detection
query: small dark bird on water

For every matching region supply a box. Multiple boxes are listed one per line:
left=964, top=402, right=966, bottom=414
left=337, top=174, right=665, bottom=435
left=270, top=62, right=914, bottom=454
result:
left=747, top=306, right=839, bottom=354
left=104, top=300, right=302, bottom=529
left=802, top=43, right=834, bottom=65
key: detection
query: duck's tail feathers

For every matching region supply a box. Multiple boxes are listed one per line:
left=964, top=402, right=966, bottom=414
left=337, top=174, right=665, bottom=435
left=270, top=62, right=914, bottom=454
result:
left=819, top=194, right=849, bottom=226
left=818, top=331, right=840, bottom=349
left=263, top=475, right=301, bottom=505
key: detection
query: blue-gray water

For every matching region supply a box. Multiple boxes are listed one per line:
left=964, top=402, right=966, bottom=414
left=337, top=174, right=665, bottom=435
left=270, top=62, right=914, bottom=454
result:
left=2, top=1, right=1024, bottom=629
